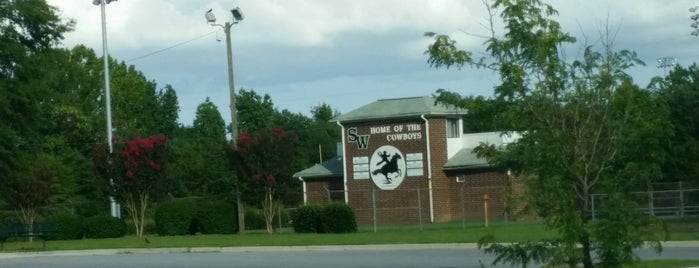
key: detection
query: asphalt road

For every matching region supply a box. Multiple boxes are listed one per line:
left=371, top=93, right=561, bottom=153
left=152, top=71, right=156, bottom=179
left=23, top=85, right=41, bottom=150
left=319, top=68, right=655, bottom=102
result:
left=0, top=243, right=697, bottom=268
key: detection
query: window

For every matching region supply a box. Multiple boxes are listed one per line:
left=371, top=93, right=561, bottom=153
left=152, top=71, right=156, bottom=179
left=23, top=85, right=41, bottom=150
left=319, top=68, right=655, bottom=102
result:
left=456, top=175, right=466, bottom=183
left=447, top=118, right=460, bottom=138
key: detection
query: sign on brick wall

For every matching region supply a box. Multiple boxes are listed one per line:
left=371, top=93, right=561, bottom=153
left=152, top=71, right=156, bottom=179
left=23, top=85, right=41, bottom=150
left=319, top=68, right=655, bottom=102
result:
left=369, top=145, right=406, bottom=190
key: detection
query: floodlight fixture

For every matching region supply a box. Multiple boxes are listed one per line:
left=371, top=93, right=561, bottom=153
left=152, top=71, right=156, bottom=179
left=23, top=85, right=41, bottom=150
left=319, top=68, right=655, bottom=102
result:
left=693, top=30, right=699, bottom=36
left=693, top=14, right=699, bottom=21
left=693, top=22, right=699, bottom=29
left=231, top=7, right=244, bottom=22
left=205, top=9, right=216, bottom=24
left=656, top=57, right=677, bottom=69
left=691, top=6, right=698, bottom=12
left=93, top=0, right=116, bottom=5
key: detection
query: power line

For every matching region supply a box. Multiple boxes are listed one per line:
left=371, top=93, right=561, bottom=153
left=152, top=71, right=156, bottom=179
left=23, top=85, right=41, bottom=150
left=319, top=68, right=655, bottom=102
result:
left=125, top=31, right=216, bottom=63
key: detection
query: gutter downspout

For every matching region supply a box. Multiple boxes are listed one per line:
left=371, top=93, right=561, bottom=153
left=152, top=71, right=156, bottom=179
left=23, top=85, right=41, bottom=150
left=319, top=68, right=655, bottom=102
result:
left=421, top=114, right=435, bottom=223
left=298, top=176, right=307, bottom=204
left=336, top=121, right=349, bottom=203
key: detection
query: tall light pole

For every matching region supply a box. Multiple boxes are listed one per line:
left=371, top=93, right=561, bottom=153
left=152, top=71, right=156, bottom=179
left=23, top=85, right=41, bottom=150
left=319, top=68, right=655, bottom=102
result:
left=206, top=7, right=245, bottom=233
left=657, top=57, right=677, bottom=75
left=93, top=0, right=120, bottom=218
left=691, top=6, right=699, bottom=36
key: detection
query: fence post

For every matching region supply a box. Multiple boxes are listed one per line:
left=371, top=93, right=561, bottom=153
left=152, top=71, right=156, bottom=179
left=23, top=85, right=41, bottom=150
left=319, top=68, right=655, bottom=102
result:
left=591, top=194, right=596, bottom=221
left=417, top=188, right=423, bottom=231
left=372, top=187, right=377, bottom=233
left=648, top=191, right=654, bottom=216
left=278, top=205, right=283, bottom=233
left=461, top=187, right=465, bottom=229
left=680, top=181, right=685, bottom=217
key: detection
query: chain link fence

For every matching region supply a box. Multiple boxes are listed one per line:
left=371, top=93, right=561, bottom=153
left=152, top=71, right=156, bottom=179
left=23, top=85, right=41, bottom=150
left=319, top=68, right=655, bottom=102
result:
left=307, top=185, right=519, bottom=231
left=591, top=182, right=699, bottom=219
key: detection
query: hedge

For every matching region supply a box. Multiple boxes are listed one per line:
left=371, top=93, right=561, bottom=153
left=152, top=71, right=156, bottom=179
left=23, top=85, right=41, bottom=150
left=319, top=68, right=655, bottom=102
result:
left=83, top=215, right=127, bottom=238
left=321, top=202, right=357, bottom=233
left=196, top=199, right=236, bottom=234
left=155, top=198, right=198, bottom=236
left=291, top=203, right=357, bottom=234
left=290, top=204, right=323, bottom=233
left=43, top=213, right=84, bottom=240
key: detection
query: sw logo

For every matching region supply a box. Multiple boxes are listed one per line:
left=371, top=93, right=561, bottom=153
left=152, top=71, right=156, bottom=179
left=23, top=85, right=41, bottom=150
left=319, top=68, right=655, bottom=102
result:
left=347, top=127, right=369, bottom=149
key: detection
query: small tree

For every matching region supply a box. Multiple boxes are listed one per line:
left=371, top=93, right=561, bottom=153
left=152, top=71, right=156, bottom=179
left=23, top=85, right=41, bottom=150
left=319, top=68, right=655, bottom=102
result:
left=425, top=0, right=671, bottom=267
left=0, top=153, right=55, bottom=227
left=93, top=136, right=168, bottom=237
left=231, top=127, right=298, bottom=234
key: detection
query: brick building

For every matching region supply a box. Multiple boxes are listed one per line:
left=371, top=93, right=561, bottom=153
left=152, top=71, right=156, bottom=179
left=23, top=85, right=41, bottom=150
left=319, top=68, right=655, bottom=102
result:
left=293, top=96, right=520, bottom=224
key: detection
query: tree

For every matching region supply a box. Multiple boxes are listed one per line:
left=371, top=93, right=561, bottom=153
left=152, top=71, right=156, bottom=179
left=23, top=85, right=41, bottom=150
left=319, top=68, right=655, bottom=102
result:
left=0, top=153, right=55, bottom=227
left=93, top=136, right=168, bottom=237
left=168, top=98, right=232, bottom=197
left=231, top=127, right=298, bottom=234
left=153, top=85, right=180, bottom=136
left=236, top=89, right=276, bottom=133
left=0, top=0, right=74, bottom=191
left=426, top=0, right=671, bottom=267
left=308, top=104, right=342, bottom=161
left=653, top=64, right=699, bottom=186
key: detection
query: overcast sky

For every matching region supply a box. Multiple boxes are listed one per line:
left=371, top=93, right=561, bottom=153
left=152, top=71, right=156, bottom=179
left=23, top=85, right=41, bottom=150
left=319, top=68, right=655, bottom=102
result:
left=45, top=0, right=699, bottom=126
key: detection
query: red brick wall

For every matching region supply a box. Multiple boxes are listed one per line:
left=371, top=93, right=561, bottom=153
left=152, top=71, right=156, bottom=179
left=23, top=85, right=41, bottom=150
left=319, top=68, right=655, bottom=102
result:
left=336, top=117, right=516, bottom=224
left=343, top=119, right=431, bottom=224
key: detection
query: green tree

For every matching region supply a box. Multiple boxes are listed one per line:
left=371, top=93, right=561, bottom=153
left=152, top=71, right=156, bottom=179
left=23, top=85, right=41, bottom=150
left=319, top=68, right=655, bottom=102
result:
left=426, top=0, right=671, bottom=267
left=0, top=0, right=73, bottom=188
left=308, top=104, right=342, bottom=162
left=154, top=85, right=180, bottom=136
left=237, top=89, right=276, bottom=133
left=0, top=153, right=56, bottom=226
left=653, top=64, right=699, bottom=186
left=168, top=98, right=232, bottom=197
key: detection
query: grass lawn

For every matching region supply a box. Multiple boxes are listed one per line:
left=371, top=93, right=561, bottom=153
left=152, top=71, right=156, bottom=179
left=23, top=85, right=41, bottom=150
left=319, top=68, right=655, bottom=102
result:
left=1, top=219, right=696, bottom=252
left=637, top=260, right=699, bottom=268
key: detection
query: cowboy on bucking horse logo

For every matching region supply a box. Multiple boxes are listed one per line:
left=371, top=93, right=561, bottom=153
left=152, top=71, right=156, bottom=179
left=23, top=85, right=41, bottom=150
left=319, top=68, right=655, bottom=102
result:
left=369, top=145, right=406, bottom=190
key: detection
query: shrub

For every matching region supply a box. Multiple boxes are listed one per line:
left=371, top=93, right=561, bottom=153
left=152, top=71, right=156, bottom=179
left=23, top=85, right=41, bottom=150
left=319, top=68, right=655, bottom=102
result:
left=43, top=213, right=83, bottom=240
left=196, top=199, right=236, bottom=234
left=321, top=202, right=357, bottom=233
left=83, top=215, right=127, bottom=238
left=154, top=198, right=198, bottom=236
left=244, top=207, right=265, bottom=230
left=291, top=204, right=323, bottom=233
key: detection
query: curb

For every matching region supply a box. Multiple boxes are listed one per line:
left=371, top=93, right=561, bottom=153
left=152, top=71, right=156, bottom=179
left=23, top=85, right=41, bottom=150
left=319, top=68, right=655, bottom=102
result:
left=0, top=243, right=480, bottom=259
left=0, top=241, right=697, bottom=259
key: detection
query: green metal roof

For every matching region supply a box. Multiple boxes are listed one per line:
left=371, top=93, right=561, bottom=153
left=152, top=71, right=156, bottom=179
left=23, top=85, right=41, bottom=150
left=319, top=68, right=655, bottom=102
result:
left=331, top=96, right=466, bottom=123
left=293, top=156, right=344, bottom=179
left=443, top=148, right=491, bottom=170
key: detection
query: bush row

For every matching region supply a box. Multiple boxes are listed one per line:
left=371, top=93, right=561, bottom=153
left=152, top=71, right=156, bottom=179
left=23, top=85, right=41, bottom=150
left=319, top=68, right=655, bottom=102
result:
left=154, top=197, right=236, bottom=236
left=41, top=214, right=127, bottom=240
left=291, top=202, right=357, bottom=234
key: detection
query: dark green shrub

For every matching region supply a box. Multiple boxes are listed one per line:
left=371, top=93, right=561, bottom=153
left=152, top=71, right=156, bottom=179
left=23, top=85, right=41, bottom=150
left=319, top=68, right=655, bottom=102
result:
left=154, top=198, right=198, bottom=236
left=196, top=199, right=236, bottom=234
left=83, top=215, right=127, bottom=238
left=244, top=207, right=265, bottom=230
left=43, top=213, right=84, bottom=240
left=291, top=204, right=323, bottom=233
left=321, top=202, right=357, bottom=233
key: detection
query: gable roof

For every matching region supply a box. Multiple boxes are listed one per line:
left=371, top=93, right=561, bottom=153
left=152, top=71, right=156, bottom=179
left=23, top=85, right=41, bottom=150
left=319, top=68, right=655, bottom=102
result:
left=293, top=156, right=344, bottom=179
left=331, top=96, right=466, bottom=123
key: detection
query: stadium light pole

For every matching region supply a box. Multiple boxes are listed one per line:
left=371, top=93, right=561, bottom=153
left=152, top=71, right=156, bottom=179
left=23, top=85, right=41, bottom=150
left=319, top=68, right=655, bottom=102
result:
left=93, top=0, right=120, bottom=218
left=691, top=6, right=699, bottom=36
left=206, top=7, right=245, bottom=234
left=657, top=57, right=677, bottom=75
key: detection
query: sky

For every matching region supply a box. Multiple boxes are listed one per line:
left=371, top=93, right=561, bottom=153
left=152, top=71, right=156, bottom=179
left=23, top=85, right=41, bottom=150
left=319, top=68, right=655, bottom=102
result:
left=45, top=0, right=699, bottom=126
